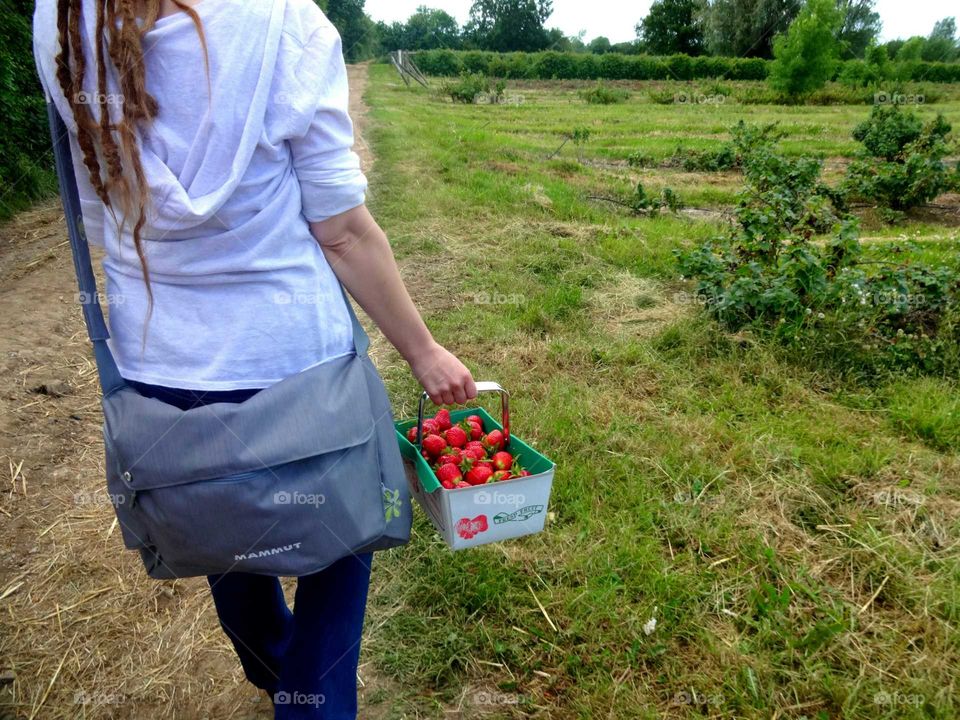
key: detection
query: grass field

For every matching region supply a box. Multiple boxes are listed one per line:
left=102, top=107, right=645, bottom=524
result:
left=360, top=66, right=960, bottom=718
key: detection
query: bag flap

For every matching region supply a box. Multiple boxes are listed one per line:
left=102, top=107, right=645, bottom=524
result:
left=103, top=353, right=375, bottom=490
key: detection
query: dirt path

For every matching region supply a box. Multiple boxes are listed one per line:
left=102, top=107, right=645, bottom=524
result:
left=0, top=64, right=394, bottom=720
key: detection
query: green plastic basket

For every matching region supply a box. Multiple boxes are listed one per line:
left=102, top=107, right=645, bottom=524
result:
left=395, top=383, right=556, bottom=549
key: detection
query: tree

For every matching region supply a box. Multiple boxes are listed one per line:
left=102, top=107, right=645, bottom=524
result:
left=923, top=17, right=958, bottom=62
left=322, top=0, right=377, bottom=61
left=768, top=0, right=843, bottom=97
left=703, top=0, right=803, bottom=59
left=588, top=36, right=613, bottom=54
left=464, top=0, right=554, bottom=52
left=836, top=0, right=881, bottom=59
left=402, top=6, right=461, bottom=50
left=637, top=0, right=707, bottom=56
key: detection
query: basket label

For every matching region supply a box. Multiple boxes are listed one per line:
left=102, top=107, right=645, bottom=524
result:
left=456, top=515, right=489, bottom=540
left=493, top=505, right=545, bottom=525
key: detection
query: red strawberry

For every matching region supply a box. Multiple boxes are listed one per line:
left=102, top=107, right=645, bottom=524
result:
left=436, top=464, right=463, bottom=486
left=492, top=470, right=511, bottom=482
left=455, top=481, right=471, bottom=489
left=406, top=426, right=419, bottom=443
left=444, top=426, right=468, bottom=449
left=440, top=478, right=455, bottom=490
left=467, top=414, right=483, bottom=427
left=460, top=419, right=483, bottom=440
left=519, top=469, right=532, bottom=477
left=434, top=409, right=452, bottom=432
left=423, top=419, right=439, bottom=435
left=465, top=440, right=487, bottom=454
left=484, top=430, right=505, bottom=452
left=462, top=445, right=486, bottom=462
left=466, top=465, right=494, bottom=486
left=422, top=434, right=447, bottom=459
left=491, top=451, right=513, bottom=471
left=438, top=448, right=463, bottom=464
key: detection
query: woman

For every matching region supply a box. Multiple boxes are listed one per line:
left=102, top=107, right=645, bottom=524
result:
left=33, top=0, right=476, bottom=717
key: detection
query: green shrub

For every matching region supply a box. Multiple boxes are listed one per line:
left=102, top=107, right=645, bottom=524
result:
left=631, top=183, right=685, bottom=214
left=461, top=50, right=493, bottom=75
left=0, top=1, right=55, bottom=218
left=580, top=82, right=630, bottom=105
left=439, top=72, right=497, bottom=104
left=416, top=49, right=463, bottom=76
left=676, top=121, right=960, bottom=378
left=844, top=106, right=960, bottom=213
left=532, top=51, right=579, bottom=80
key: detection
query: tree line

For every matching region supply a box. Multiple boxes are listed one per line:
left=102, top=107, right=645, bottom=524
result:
left=319, top=0, right=959, bottom=65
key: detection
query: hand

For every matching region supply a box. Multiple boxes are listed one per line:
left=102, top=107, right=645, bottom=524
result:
left=408, top=342, right=477, bottom=406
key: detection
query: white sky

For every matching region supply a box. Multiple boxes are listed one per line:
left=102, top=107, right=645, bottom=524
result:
left=364, top=0, right=957, bottom=45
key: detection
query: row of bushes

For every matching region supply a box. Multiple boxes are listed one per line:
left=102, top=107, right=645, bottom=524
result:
left=412, top=49, right=960, bottom=84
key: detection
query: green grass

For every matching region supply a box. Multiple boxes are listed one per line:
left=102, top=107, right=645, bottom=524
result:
left=364, top=66, right=960, bottom=719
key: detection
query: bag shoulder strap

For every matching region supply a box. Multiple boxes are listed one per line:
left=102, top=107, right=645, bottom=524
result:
left=45, top=100, right=371, bottom=396
left=47, top=99, right=126, bottom=395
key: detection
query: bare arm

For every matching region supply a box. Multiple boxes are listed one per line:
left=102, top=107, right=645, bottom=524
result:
left=311, top=205, right=477, bottom=406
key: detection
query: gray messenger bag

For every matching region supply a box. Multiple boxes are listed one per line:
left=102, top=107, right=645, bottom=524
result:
left=47, top=101, right=411, bottom=579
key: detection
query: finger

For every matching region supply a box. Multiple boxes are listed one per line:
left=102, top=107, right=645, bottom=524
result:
left=429, top=391, right=444, bottom=407
left=452, top=384, right=468, bottom=405
left=440, top=389, right=456, bottom=406
left=464, top=376, right=478, bottom=400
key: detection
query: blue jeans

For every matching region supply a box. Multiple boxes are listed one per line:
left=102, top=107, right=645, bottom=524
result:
left=127, top=380, right=373, bottom=719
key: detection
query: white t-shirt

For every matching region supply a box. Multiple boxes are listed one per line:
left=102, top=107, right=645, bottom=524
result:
left=33, top=0, right=367, bottom=390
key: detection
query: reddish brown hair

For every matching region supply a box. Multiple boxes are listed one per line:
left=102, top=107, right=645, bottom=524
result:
left=55, top=1, right=208, bottom=322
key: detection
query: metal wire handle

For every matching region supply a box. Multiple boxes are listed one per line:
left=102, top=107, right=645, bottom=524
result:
left=416, top=382, right=510, bottom=452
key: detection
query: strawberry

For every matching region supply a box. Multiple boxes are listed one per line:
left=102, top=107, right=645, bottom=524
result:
left=519, top=469, right=532, bottom=477
left=491, top=451, right=513, bottom=471
left=467, top=422, right=484, bottom=440
left=406, top=426, right=419, bottom=443
left=467, top=414, right=483, bottom=427
left=484, top=429, right=505, bottom=452
left=436, top=464, right=463, bottom=487
left=462, top=445, right=486, bottom=463
left=444, top=425, right=468, bottom=449
left=465, top=440, right=487, bottom=454
left=492, top=470, right=511, bottom=482
left=438, top=448, right=463, bottom=465
left=423, top=418, right=440, bottom=435
left=455, top=481, right=471, bottom=489
left=422, top=434, right=447, bottom=459
left=440, top=478, right=456, bottom=490
left=465, top=464, right=494, bottom=486
left=434, top=409, right=452, bottom=432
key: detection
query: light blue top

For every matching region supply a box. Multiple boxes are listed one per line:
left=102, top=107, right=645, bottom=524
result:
left=33, top=0, right=366, bottom=390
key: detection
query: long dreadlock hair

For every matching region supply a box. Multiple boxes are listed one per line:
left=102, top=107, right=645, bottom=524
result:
left=54, top=0, right=208, bottom=323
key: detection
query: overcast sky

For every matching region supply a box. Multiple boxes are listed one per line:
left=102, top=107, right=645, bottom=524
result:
left=364, top=0, right=957, bottom=45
